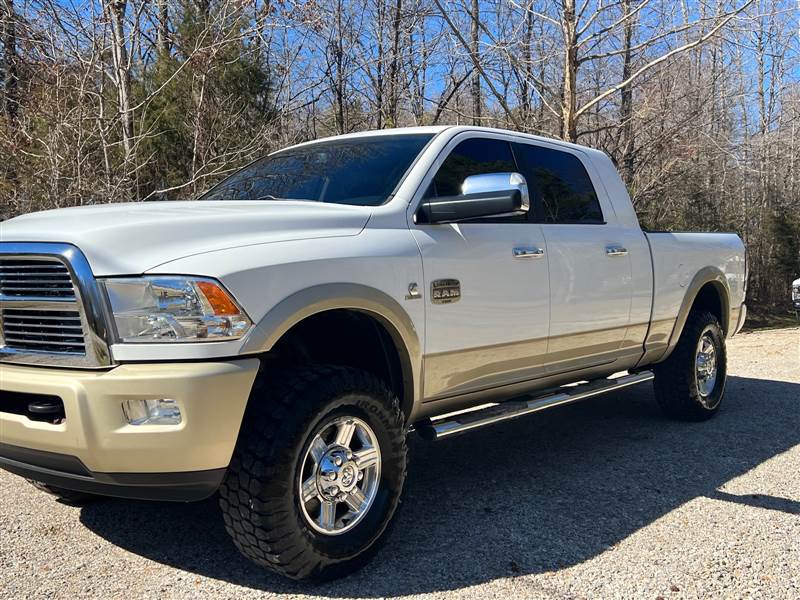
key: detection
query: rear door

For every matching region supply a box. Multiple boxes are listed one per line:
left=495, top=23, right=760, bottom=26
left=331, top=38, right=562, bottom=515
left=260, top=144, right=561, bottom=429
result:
left=512, top=141, right=636, bottom=374
left=409, top=134, right=551, bottom=401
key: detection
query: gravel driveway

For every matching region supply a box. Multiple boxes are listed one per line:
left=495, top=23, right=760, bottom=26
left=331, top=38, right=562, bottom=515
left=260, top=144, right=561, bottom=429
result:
left=1, top=327, right=798, bottom=599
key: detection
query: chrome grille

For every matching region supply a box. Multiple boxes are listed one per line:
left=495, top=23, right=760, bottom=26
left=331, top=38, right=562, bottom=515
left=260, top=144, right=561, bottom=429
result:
left=0, top=243, right=112, bottom=368
left=0, top=259, right=76, bottom=298
left=1, top=308, right=85, bottom=354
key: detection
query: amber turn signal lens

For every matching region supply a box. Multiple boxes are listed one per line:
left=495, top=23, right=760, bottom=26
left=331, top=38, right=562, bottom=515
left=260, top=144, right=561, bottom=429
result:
left=197, top=280, right=240, bottom=315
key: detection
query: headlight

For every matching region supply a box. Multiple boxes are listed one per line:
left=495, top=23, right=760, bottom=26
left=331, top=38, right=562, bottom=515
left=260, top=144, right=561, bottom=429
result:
left=102, top=276, right=252, bottom=343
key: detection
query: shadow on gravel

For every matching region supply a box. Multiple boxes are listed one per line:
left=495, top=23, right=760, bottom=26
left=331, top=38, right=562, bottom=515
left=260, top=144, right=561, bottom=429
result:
left=79, top=375, right=800, bottom=596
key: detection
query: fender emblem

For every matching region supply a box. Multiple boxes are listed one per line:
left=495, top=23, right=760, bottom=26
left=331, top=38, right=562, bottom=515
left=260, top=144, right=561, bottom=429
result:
left=431, top=279, right=461, bottom=304
left=406, top=283, right=421, bottom=300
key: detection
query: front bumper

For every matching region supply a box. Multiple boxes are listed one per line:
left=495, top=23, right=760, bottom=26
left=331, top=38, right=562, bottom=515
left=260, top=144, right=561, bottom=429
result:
left=0, top=359, right=259, bottom=501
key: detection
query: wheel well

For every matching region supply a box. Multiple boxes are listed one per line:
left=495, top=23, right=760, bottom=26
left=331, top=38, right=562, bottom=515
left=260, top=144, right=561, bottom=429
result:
left=690, top=282, right=726, bottom=333
left=260, top=309, right=413, bottom=419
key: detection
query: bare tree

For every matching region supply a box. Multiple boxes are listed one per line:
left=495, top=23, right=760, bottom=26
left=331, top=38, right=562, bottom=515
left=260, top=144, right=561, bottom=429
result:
left=106, top=0, right=135, bottom=169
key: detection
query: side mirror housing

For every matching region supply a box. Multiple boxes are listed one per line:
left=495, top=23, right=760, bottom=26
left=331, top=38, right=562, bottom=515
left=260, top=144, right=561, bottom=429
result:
left=418, top=172, right=530, bottom=224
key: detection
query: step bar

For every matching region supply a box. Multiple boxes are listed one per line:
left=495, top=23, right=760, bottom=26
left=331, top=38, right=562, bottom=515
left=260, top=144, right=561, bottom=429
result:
left=417, top=371, right=654, bottom=441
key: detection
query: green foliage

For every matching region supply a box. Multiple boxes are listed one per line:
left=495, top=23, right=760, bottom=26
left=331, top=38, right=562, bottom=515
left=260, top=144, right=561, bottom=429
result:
left=769, top=210, right=800, bottom=292
left=135, top=0, right=275, bottom=199
left=136, top=56, right=195, bottom=193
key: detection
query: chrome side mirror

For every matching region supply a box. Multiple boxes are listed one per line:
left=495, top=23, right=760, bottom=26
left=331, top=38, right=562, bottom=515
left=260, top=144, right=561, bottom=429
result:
left=417, top=171, right=530, bottom=224
left=461, top=172, right=530, bottom=214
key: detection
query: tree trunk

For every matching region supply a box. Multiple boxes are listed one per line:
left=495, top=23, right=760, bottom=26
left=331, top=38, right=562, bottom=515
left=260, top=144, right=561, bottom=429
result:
left=2, top=0, right=18, bottom=127
left=107, top=0, right=134, bottom=168
left=374, top=0, right=385, bottom=129
left=333, top=0, right=346, bottom=134
left=560, top=0, right=578, bottom=142
left=387, top=0, right=402, bottom=126
left=620, top=0, right=636, bottom=187
left=470, top=0, right=480, bottom=124
left=519, top=1, right=533, bottom=125
left=157, top=0, right=170, bottom=55
left=408, top=24, right=428, bottom=125
left=191, top=72, right=207, bottom=194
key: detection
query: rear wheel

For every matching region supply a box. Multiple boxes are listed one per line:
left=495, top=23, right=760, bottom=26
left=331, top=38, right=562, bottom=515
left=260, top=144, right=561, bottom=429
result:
left=653, top=310, right=727, bottom=421
left=219, top=365, right=407, bottom=581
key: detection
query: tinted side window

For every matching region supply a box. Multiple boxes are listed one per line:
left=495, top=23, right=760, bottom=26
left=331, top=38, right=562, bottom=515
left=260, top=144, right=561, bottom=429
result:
left=426, top=138, right=516, bottom=198
left=513, top=143, right=604, bottom=223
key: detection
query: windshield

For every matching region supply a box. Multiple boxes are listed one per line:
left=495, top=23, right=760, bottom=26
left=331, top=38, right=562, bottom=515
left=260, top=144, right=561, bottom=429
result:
left=201, top=133, right=434, bottom=206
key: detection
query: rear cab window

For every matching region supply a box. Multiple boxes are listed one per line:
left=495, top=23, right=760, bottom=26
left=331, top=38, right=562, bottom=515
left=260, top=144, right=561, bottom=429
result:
left=513, top=142, right=604, bottom=224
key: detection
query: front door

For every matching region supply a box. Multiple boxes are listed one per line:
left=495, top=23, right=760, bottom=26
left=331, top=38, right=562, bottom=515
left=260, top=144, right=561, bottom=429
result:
left=409, top=134, right=551, bottom=401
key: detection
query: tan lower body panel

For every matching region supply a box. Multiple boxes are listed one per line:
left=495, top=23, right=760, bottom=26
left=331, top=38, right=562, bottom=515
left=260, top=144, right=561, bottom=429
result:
left=423, top=323, right=648, bottom=402
left=423, top=337, right=548, bottom=400
left=0, top=360, right=259, bottom=473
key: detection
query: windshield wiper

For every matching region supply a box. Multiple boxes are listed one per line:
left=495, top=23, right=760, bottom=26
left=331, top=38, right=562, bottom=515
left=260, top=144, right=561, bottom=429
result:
left=252, top=194, right=288, bottom=201
left=251, top=194, right=313, bottom=202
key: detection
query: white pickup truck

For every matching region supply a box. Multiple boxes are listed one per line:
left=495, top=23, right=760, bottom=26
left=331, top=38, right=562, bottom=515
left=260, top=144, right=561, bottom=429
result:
left=0, top=126, right=747, bottom=581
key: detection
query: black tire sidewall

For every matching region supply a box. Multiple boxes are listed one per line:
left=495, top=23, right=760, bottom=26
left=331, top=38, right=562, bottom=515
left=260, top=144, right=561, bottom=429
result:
left=654, top=310, right=728, bottom=421
left=691, top=322, right=726, bottom=411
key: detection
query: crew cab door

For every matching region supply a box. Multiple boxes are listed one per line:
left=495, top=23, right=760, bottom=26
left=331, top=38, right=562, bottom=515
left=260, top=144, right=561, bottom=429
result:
left=511, top=140, right=640, bottom=373
left=408, top=134, right=550, bottom=401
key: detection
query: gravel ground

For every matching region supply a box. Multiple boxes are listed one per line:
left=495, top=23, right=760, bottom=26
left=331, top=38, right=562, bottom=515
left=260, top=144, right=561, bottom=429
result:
left=1, top=327, right=798, bottom=599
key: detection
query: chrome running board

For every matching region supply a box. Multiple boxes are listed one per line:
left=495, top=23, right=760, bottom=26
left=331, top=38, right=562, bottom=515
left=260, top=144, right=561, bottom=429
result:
left=418, top=371, right=654, bottom=441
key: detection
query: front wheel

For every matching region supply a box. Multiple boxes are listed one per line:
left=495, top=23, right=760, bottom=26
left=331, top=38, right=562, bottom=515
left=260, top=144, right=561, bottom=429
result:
left=653, top=310, right=727, bottom=421
left=219, top=365, right=407, bottom=581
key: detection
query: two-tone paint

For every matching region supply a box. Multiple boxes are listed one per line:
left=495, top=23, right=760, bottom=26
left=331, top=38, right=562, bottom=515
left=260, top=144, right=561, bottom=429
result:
left=1, top=126, right=747, bottom=428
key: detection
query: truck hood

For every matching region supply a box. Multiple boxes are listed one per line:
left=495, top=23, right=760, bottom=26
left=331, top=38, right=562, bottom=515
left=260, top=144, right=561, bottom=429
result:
left=0, top=200, right=372, bottom=275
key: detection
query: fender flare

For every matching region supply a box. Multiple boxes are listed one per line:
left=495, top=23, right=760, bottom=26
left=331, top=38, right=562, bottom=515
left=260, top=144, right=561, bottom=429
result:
left=239, top=283, right=422, bottom=413
left=661, top=266, right=731, bottom=360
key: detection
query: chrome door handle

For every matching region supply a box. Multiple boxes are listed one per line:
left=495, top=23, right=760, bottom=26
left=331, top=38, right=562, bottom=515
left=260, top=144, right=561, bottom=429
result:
left=513, top=247, right=545, bottom=259
left=606, top=246, right=628, bottom=257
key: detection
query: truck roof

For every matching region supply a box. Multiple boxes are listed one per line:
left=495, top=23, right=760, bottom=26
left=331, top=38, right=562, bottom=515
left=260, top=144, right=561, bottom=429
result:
left=279, top=126, right=605, bottom=158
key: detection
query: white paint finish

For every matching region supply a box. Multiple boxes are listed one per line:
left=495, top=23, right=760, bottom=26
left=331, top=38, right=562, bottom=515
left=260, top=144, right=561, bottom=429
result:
left=159, top=227, right=421, bottom=323
left=646, top=231, right=747, bottom=333
left=0, top=200, right=372, bottom=275
left=144, top=225, right=426, bottom=356
left=577, top=149, right=653, bottom=338
left=582, top=150, right=642, bottom=229
left=542, top=224, right=634, bottom=368
left=411, top=221, right=550, bottom=397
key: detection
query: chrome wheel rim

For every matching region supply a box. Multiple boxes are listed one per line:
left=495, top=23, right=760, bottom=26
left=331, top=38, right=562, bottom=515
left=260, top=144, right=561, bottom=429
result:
left=695, top=331, right=718, bottom=402
left=298, top=415, right=381, bottom=536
